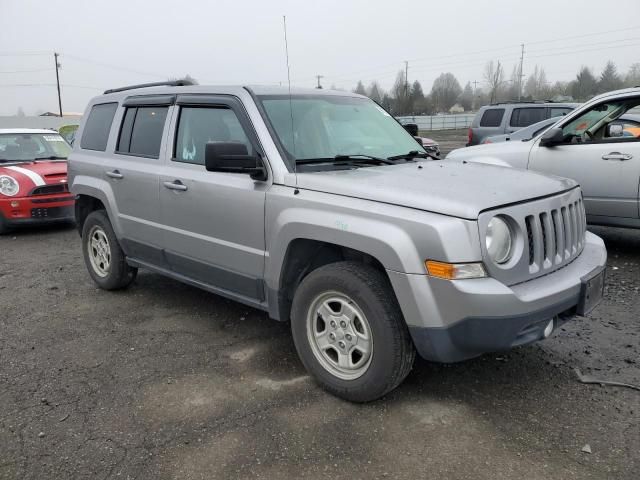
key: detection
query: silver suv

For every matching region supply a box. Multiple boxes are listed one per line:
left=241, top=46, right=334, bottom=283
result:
left=468, top=102, right=577, bottom=146
left=69, top=81, right=607, bottom=402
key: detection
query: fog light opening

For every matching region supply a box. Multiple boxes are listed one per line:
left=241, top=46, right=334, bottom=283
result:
left=543, top=319, right=554, bottom=338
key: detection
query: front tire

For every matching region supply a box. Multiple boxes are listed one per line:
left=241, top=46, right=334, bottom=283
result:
left=291, top=261, right=415, bottom=402
left=82, top=210, right=137, bottom=290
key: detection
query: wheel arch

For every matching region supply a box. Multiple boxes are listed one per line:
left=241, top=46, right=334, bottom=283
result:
left=268, top=237, right=397, bottom=323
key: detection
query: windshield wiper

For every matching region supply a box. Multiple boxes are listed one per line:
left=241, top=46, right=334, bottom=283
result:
left=296, top=154, right=395, bottom=165
left=34, top=156, right=67, bottom=161
left=387, top=150, right=434, bottom=161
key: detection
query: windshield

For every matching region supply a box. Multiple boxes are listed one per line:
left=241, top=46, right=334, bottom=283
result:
left=257, top=94, right=426, bottom=169
left=0, top=133, right=71, bottom=162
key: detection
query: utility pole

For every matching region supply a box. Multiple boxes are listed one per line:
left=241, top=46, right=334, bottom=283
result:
left=472, top=80, right=479, bottom=110
left=404, top=61, right=409, bottom=98
left=54, top=52, right=62, bottom=117
left=517, top=43, right=525, bottom=101
left=315, top=75, right=324, bottom=89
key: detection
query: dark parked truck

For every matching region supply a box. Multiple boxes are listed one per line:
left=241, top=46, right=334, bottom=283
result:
left=68, top=82, right=606, bottom=401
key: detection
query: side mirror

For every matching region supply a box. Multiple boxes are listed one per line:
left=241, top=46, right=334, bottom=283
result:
left=539, top=127, right=565, bottom=147
left=403, top=123, right=419, bottom=136
left=606, top=123, right=624, bottom=137
left=204, top=142, right=267, bottom=181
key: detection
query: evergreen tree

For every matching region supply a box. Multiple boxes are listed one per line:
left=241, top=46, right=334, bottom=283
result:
left=598, top=61, right=623, bottom=93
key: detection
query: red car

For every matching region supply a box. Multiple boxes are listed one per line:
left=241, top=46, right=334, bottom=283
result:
left=0, top=129, right=75, bottom=233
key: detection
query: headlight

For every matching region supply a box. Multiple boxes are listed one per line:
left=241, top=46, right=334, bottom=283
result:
left=0, top=175, right=19, bottom=197
left=486, top=216, right=513, bottom=264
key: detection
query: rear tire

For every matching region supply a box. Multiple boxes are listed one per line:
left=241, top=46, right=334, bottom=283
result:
left=82, top=210, right=137, bottom=290
left=291, top=261, right=415, bottom=402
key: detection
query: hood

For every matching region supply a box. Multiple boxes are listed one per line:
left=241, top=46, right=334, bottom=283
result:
left=0, top=161, right=68, bottom=190
left=291, top=160, right=576, bottom=220
left=445, top=140, right=534, bottom=170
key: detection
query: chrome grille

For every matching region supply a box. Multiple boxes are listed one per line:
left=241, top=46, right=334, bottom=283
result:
left=524, top=198, right=586, bottom=274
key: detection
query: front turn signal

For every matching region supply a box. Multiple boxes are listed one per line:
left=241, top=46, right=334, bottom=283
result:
left=425, top=260, right=487, bottom=280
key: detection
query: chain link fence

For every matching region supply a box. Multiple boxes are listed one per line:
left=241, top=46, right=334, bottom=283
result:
left=396, top=113, right=475, bottom=131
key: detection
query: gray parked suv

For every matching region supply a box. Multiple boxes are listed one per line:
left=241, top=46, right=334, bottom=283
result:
left=468, top=102, right=577, bottom=146
left=69, top=81, right=607, bottom=402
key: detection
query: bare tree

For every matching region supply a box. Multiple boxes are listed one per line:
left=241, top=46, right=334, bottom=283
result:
left=353, top=80, right=367, bottom=95
left=430, top=72, right=462, bottom=112
left=484, top=60, right=504, bottom=104
left=459, top=82, right=474, bottom=111
left=625, top=63, right=640, bottom=87
left=524, top=65, right=549, bottom=100
left=391, top=70, right=410, bottom=114
left=367, top=81, right=383, bottom=104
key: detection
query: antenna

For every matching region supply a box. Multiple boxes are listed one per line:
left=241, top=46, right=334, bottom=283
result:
left=283, top=15, right=298, bottom=190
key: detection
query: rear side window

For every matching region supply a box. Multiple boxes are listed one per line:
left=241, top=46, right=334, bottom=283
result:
left=510, top=108, right=545, bottom=128
left=80, top=103, right=117, bottom=151
left=116, top=106, right=168, bottom=158
left=479, top=109, right=504, bottom=127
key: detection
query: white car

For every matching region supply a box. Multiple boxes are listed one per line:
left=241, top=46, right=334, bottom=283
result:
left=447, top=88, right=640, bottom=229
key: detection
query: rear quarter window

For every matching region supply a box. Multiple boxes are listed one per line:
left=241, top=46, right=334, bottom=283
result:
left=80, top=103, right=118, bottom=151
left=479, top=109, right=505, bottom=127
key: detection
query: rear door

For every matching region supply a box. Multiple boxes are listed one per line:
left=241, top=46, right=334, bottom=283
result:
left=529, top=96, right=640, bottom=220
left=159, top=95, right=268, bottom=302
left=102, top=95, right=173, bottom=264
left=507, top=107, right=546, bottom=134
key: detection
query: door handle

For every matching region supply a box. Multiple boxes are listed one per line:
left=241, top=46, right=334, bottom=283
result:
left=163, top=180, right=188, bottom=192
left=602, top=152, right=633, bottom=161
left=105, top=170, right=124, bottom=179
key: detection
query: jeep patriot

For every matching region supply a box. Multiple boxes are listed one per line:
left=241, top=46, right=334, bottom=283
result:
left=69, top=81, right=607, bottom=402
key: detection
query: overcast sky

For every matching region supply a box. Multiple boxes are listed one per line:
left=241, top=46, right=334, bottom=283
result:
left=1, top=0, right=638, bottom=115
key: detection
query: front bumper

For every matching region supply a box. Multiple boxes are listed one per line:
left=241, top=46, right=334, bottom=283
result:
left=0, top=194, right=75, bottom=228
left=388, top=232, right=607, bottom=362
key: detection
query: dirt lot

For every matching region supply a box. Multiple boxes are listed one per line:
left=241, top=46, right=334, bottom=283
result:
left=1, top=155, right=639, bottom=479
left=422, top=128, right=469, bottom=157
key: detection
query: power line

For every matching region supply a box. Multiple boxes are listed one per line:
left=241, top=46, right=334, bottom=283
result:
left=527, top=36, right=640, bottom=55
left=303, top=24, right=640, bottom=87
left=0, top=68, right=53, bottom=74
left=526, top=25, right=640, bottom=46
left=0, top=83, right=102, bottom=90
left=528, top=41, right=640, bottom=59
left=63, top=54, right=168, bottom=79
left=0, top=51, right=50, bottom=57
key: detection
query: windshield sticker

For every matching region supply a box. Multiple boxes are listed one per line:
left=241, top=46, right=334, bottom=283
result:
left=43, top=135, right=65, bottom=142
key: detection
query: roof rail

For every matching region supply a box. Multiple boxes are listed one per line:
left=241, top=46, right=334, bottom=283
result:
left=103, top=79, right=196, bottom=95
left=490, top=100, right=556, bottom=105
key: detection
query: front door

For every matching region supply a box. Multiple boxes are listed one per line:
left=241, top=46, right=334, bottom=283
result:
left=529, top=96, right=640, bottom=220
left=159, top=96, right=268, bottom=302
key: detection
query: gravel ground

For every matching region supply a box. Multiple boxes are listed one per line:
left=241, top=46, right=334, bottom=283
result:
left=1, top=206, right=639, bottom=478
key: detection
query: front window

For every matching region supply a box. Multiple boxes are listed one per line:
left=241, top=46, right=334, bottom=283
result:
left=561, top=99, right=640, bottom=143
left=257, top=94, right=426, bottom=169
left=0, top=133, right=71, bottom=162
